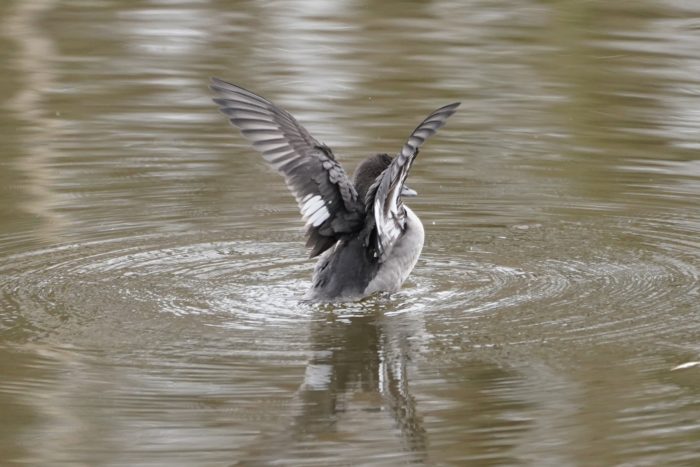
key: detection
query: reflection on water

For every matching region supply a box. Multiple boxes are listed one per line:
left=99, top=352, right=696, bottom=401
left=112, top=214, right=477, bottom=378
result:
left=236, top=307, right=430, bottom=465
left=1, top=0, right=700, bottom=465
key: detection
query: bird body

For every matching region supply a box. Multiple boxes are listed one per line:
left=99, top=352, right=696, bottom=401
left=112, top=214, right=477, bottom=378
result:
left=210, top=78, right=458, bottom=301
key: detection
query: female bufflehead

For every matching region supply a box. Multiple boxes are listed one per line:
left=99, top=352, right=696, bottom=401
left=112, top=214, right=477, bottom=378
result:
left=211, top=78, right=459, bottom=301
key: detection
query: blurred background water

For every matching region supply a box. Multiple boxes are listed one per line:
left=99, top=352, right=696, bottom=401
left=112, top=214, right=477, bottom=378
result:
left=1, top=0, right=699, bottom=465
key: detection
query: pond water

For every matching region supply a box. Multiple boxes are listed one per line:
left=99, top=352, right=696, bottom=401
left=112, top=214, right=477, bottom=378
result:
left=1, top=0, right=699, bottom=465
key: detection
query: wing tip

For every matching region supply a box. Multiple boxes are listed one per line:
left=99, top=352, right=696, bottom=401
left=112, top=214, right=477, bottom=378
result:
left=209, top=76, right=230, bottom=92
left=209, top=78, right=261, bottom=101
left=436, top=101, right=461, bottom=116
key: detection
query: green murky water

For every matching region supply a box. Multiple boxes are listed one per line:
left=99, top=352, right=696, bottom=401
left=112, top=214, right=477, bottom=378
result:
left=1, top=1, right=699, bottom=465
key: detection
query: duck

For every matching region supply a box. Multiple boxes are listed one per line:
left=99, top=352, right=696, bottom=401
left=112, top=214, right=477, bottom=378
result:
left=210, top=78, right=459, bottom=301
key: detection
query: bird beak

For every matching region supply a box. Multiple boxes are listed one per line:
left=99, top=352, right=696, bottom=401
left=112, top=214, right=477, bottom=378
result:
left=401, top=185, right=418, bottom=197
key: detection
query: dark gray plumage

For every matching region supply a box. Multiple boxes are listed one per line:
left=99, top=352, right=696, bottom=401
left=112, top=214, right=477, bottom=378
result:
left=210, top=78, right=459, bottom=300
left=210, top=77, right=363, bottom=258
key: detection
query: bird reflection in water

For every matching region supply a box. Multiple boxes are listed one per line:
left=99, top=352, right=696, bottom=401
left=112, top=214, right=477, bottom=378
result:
left=236, top=303, right=428, bottom=464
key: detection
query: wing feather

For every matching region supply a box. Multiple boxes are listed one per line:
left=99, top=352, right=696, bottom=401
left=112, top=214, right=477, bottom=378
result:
left=369, top=102, right=460, bottom=262
left=210, top=78, right=364, bottom=257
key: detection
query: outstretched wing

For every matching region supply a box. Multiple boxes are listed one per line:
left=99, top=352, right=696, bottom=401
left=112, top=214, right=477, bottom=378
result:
left=210, top=78, right=364, bottom=257
left=368, top=102, right=460, bottom=262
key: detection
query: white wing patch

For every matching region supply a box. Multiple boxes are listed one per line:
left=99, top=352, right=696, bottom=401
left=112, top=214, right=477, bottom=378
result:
left=301, top=194, right=330, bottom=227
left=371, top=101, right=460, bottom=262
left=373, top=186, right=404, bottom=260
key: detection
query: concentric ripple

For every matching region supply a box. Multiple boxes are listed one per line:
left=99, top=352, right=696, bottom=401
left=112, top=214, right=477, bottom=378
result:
left=404, top=218, right=700, bottom=347
left=1, top=217, right=698, bottom=350
left=0, top=232, right=315, bottom=345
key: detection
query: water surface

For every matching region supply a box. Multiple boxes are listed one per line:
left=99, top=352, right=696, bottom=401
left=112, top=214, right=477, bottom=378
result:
left=1, top=0, right=699, bottom=465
